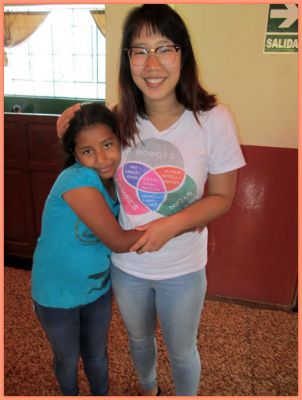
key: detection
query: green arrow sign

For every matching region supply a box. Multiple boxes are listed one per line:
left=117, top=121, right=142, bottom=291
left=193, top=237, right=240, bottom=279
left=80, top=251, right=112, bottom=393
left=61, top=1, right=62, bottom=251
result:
left=264, top=4, right=298, bottom=53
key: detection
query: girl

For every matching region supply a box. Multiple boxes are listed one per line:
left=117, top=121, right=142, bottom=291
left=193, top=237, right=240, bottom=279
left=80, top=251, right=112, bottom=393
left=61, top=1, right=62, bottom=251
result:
left=57, top=5, right=246, bottom=396
left=31, top=102, right=143, bottom=396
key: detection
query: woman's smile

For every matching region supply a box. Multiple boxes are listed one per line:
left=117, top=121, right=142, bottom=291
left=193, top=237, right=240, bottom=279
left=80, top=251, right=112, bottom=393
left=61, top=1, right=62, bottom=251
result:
left=144, top=76, right=166, bottom=86
left=129, top=28, right=181, bottom=105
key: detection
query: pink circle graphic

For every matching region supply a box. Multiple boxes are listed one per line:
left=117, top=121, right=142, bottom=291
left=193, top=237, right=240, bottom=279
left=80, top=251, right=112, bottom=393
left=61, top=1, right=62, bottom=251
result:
left=116, top=139, right=197, bottom=216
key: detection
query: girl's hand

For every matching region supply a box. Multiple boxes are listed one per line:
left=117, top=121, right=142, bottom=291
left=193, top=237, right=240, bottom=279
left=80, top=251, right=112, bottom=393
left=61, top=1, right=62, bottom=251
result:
left=56, top=103, right=81, bottom=138
left=130, top=221, right=205, bottom=254
left=130, top=217, right=178, bottom=254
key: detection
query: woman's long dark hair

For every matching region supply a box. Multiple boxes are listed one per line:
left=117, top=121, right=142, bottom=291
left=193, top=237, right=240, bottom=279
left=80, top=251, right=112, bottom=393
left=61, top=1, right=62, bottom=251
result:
left=117, top=4, right=217, bottom=146
left=62, top=102, right=118, bottom=169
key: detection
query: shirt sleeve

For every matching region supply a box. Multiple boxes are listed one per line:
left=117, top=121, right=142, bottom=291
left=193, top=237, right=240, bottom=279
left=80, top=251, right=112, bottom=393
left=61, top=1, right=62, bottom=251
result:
left=205, top=105, right=246, bottom=174
left=53, top=165, right=105, bottom=197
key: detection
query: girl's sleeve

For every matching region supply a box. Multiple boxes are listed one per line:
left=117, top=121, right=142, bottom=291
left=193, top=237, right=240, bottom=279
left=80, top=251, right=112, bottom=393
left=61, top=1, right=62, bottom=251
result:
left=53, top=167, right=104, bottom=198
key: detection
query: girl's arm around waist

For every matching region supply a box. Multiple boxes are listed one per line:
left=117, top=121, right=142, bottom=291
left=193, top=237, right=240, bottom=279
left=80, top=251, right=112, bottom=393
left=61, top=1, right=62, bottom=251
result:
left=130, top=170, right=237, bottom=254
left=63, top=187, right=142, bottom=253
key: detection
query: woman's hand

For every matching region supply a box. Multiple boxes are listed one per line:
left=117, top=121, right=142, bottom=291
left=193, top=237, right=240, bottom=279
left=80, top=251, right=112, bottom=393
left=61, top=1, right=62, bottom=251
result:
left=56, top=103, right=81, bottom=138
left=129, top=217, right=179, bottom=254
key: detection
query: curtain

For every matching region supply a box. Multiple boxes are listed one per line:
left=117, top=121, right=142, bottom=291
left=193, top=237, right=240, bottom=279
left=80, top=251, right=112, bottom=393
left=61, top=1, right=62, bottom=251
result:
left=4, top=11, right=49, bottom=66
left=90, top=10, right=105, bottom=37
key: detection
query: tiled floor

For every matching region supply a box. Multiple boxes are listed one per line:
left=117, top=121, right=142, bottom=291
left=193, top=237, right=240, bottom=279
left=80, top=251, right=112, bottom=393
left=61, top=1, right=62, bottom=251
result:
left=4, top=266, right=298, bottom=396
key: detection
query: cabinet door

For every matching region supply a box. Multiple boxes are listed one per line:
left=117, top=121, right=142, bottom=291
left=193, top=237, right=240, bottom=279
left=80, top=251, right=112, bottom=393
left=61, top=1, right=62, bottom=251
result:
left=4, top=169, right=36, bottom=257
left=4, top=114, right=62, bottom=259
left=4, top=118, right=36, bottom=257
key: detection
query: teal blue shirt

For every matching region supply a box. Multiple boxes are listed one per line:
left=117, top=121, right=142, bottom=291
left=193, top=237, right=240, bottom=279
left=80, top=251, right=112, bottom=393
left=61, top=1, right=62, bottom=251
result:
left=31, top=163, right=119, bottom=308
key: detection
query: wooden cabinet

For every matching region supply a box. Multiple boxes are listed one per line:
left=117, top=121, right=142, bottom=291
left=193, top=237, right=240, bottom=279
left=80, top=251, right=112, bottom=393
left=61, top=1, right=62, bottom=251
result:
left=4, top=113, right=65, bottom=259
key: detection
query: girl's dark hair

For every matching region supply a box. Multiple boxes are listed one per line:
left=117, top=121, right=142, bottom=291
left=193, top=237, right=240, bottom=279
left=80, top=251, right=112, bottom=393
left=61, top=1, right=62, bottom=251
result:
left=62, top=102, right=118, bottom=168
left=117, top=4, right=217, bottom=146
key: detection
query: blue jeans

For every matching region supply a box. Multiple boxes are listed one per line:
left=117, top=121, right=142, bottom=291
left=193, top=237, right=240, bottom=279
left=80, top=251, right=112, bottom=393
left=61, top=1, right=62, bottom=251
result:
left=110, top=265, right=207, bottom=396
left=34, top=289, right=112, bottom=396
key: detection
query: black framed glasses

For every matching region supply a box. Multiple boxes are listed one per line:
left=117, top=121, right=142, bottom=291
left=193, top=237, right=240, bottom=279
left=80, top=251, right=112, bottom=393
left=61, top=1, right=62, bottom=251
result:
left=125, top=45, right=181, bottom=66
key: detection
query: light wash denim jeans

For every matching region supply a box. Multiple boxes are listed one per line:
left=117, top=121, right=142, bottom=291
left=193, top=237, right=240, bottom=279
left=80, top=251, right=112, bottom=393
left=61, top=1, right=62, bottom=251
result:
left=110, top=265, right=207, bottom=396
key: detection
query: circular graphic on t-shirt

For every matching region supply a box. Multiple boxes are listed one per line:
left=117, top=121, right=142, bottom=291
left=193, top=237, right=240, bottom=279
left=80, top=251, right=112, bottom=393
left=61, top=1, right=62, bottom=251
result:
left=115, top=138, right=197, bottom=216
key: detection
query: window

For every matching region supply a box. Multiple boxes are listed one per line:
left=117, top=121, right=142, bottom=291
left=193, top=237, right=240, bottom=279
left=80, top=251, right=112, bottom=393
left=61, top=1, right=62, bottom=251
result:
left=4, top=5, right=105, bottom=100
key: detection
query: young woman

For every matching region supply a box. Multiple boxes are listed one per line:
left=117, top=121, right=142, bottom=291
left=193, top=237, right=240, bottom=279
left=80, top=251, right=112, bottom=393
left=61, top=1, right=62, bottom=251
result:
left=32, top=102, right=144, bottom=396
left=57, top=5, right=246, bottom=396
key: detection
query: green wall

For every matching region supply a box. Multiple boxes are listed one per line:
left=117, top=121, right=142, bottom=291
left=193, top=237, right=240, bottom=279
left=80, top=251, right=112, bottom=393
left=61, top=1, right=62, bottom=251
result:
left=4, top=96, right=104, bottom=115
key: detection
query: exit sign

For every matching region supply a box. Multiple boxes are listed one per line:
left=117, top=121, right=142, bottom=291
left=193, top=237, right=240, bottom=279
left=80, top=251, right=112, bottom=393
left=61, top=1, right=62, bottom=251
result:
left=264, top=4, right=298, bottom=53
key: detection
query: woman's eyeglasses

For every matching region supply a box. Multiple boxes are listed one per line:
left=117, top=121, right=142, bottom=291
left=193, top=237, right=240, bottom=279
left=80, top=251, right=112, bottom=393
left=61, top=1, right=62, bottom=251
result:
left=125, top=45, right=181, bottom=66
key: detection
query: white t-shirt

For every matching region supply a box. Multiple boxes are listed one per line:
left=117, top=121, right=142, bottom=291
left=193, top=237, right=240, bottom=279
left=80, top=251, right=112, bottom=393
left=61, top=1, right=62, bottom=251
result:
left=111, top=105, right=246, bottom=279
